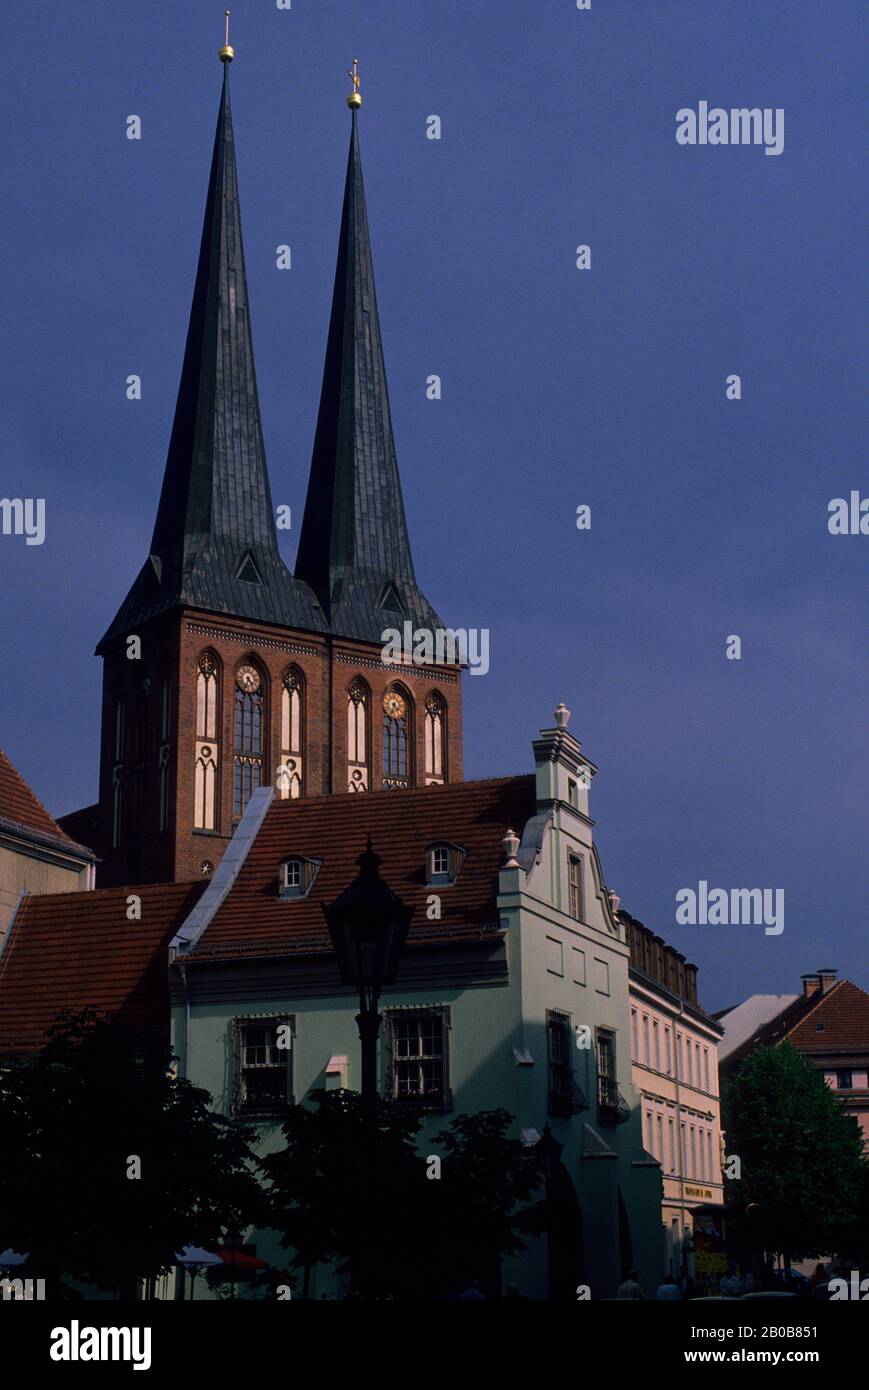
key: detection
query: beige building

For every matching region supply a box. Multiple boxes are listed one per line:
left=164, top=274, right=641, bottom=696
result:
left=621, top=909, right=725, bottom=1280
left=0, top=747, right=95, bottom=948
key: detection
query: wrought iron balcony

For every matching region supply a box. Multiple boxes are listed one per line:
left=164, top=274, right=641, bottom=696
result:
left=597, top=1076, right=630, bottom=1125
left=548, top=1080, right=589, bottom=1117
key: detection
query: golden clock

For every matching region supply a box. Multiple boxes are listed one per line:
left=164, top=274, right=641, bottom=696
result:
left=237, top=665, right=261, bottom=694
left=383, top=691, right=406, bottom=719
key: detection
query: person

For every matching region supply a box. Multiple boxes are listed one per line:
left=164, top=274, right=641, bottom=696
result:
left=738, top=1266, right=755, bottom=1295
left=616, top=1268, right=644, bottom=1299
left=677, top=1263, right=696, bottom=1299
left=720, top=1267, right=741, bottom=1297
left=656, top=1275, right=682, bottom=1300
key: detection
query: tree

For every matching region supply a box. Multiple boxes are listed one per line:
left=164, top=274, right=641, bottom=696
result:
left=261, top=1091, right=545, bottom=1298
left=260, top=1087, right=425, bottom=1299
left=425, top=1109, right=547, bottom=1294
left=724, top=1042, right=866, bottom=1261
left=0, top=1010, right=264, bottom=1297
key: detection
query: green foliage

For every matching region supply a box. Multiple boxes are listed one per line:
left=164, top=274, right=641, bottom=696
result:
left=0, top=1010, right=264, bottom=1293
left=724, top=1042, right=867, bottom=1258
left=261, top=1091, right=545, bottom=1298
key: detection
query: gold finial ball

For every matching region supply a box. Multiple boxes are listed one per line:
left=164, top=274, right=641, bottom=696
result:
left=347, top=91, right=362, bottom=109
left=219, top=45, right=235, bottom=63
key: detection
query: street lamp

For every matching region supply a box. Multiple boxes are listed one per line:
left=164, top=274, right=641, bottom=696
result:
left=322, top=838, right=413, bottom=1299
left=323, top=836, right=414, bottom=1127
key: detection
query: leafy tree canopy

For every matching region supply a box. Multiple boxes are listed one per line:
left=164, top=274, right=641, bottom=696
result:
left=0, top=1010, right=264, bottom=1293
left=724, top=1042, right=866, bottom=1258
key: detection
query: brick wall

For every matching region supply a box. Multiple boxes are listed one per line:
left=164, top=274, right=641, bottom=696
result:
left=94, top=609, right=464, bottom=887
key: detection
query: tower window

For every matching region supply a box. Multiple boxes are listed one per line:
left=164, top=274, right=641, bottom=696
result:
left=424, top=692, right=446, bottom=785
left=159, top=679, right=171, bottom=832
left=194, top=652, right=220, bottom=830
left=233, top=662, right=265, bottom=818
left=382, top=687, right=410, bottom=789
left=277, top=667, right=304, bottom=799
left=347, top=680, right=369, bottom=792
left=111, top=698, right=125, bottom=848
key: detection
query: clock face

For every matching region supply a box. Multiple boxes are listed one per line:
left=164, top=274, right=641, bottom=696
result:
left=237, top=664, right=260, bottom=694
left=383, top=691, right=406, bottom=719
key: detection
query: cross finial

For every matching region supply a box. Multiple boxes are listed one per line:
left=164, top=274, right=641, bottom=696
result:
left=347, top=57, right=362, bottom=109
left=220, top=10, right=235, bottom=64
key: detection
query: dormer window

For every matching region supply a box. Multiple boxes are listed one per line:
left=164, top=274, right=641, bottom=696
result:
left=278, top=856, right=320, bottom=899
left=427, top=843, right=464, bottom=886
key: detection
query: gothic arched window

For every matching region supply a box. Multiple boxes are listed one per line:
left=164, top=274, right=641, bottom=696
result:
left=159, top=678, right=171, bottom=832
left=382, top=686, right=411, bottom=790
left=278, top=667, right=304, bottom=799
left=111, top=697, right=125, bottom=848
left=347, top=680, right=369, bottom=792
left=194, top=651, right=220, bottom=830
left=424, top=692, right=446, bottom=786
left=234, top=661, right=265, bottom=817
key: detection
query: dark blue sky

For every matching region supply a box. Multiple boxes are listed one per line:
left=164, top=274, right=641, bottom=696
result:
left=1, top=2, right=865, bottom=1008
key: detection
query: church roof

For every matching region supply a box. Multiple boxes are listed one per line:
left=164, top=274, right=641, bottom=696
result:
left=295, top=111, right=443, bottom=644
left=98, top=67, right=324, bottom=652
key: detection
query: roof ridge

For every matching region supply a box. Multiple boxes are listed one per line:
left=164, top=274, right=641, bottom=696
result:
left=264, top=772, right=534, bottom=811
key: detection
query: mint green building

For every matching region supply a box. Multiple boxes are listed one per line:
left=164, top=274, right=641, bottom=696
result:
left=168, top=705, right=664, bottom=1299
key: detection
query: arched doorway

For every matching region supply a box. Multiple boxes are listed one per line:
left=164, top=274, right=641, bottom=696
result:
left=618, top=1188, right=634, bottom=1280
left=546, top=1163, right=585, bottom=1299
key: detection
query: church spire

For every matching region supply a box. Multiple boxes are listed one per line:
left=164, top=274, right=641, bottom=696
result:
left=99, top=47, right=321, bottom=652
left=295, top=73, right=442, bottom=644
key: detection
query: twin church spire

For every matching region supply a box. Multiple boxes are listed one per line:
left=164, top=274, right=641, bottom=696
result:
left=100, top=44, right=440, bottom=653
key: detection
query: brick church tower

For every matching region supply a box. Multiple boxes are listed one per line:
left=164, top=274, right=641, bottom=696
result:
left=60, top=59, right=462, bottom=887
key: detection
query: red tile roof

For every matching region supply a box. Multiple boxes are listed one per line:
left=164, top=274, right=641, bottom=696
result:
left=0, top=776, right=537, bottom=1053
left=189, top=775, right=537, bottom=960
left=0, top=747, right=92, bottom=855
left=786, top=980, right=869, bottom=1053
left=0, top=881, right=205, bottom=1053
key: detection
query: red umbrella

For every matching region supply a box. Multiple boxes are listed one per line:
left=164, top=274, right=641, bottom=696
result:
left=217, top=1248, right=269, bottom=1270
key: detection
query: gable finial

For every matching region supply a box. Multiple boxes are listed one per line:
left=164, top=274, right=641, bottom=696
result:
left=347, top=57, right=362, bottom=109
left=219, top=10, right=235, bottom=64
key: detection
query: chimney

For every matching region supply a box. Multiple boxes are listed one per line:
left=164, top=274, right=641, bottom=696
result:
left=801, top=973, right=820, bottom=998
left=816, top=968, right=838, bottom=995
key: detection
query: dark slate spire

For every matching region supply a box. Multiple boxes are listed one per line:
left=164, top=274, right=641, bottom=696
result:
left=99, top=66, right=323, bottom=651
left=295, top=110, right=443, bottom=644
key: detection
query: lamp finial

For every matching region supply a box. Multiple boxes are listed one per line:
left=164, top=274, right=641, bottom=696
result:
left=219, top=10, right=235, bottom=64
left=347, top=57, right=362, bottom=109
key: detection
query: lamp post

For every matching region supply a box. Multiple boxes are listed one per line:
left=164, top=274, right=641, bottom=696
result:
left=323, top=837, right=414, bottom=1295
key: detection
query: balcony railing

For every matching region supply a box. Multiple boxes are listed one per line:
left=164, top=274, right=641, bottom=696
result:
left=548, top=1079, right=589, bottom=1117
left=597, top=1075, right=630, bottom=1125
